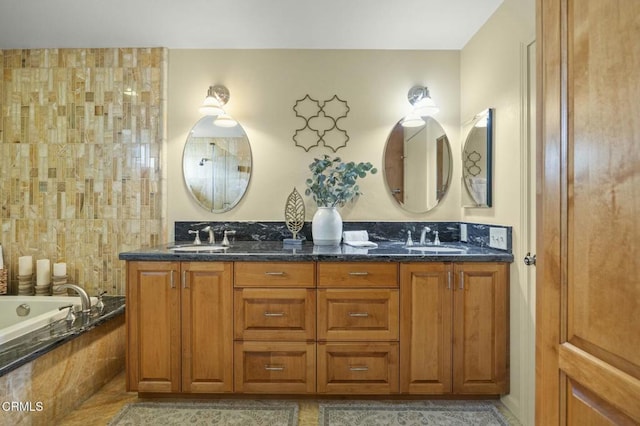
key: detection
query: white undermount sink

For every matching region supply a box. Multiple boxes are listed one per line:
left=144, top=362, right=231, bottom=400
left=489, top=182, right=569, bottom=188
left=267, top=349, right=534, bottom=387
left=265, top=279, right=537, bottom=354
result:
left=169, top=245, right=228, bottom=252
left=405, top=246, right=464, bottom=253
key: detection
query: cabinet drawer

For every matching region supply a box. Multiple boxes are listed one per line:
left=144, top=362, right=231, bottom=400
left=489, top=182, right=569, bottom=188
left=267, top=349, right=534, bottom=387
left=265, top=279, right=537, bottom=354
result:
left=317, top=289, right=399, bottom=341
left=235, top=262, right=315, bottom=288
left=234, top=288, right=316, bottom=341
left=234, top=342, right=316, bottom=393
left=317, top=342, right=399, bottom=394
left=318, top=262, right=398, bottom=288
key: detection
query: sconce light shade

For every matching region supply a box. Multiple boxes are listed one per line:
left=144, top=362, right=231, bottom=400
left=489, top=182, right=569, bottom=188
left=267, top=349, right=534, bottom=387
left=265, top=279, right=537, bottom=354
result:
left=213, top=113, right=238, bottom=128
left=401, top=112, right=426, bottom=128
left=407, top=85, right=439, bottom=117
left=199, top=85, right=230, bottom=116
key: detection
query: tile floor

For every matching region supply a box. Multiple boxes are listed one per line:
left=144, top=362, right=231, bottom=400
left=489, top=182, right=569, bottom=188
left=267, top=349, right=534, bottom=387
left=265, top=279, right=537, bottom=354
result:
left=58, top=371, right=518, bottom=425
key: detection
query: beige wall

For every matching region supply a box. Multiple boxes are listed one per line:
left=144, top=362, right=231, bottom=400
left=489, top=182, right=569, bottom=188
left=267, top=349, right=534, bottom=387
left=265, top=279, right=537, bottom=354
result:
left=166, top=49, right=461, bottom=237
left=461, top=0, right=535, bottom=424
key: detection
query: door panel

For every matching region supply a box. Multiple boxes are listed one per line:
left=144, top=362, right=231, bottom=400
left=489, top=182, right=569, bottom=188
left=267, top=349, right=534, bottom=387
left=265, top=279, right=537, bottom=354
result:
left=537, top=0, right=640, bottom=423
left=181, top=262, right=233, bottom=393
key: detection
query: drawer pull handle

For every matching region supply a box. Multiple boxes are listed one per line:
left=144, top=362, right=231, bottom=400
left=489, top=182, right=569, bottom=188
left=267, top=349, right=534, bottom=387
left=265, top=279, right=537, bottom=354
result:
left=265, top=271, right=285, bottom=276
left=348, top=312, right=369, bottom=317
left=349, top=366, right=369, bottom=372
left=349, top=271, right=369, bottom=276
left=263, top=312, right=285, bottom=317
left=264, top=365, right=285, bottom=371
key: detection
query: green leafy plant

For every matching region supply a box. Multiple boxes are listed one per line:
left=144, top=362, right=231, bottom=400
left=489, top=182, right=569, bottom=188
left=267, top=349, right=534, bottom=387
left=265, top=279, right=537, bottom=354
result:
left=305, top=155, right=377, bottom=207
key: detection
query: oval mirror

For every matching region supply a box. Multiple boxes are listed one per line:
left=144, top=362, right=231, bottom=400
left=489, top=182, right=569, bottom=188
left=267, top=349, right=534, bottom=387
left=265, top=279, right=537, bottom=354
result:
left=182, top=116, right=252, bottom=212
left=383, top=116, right=452, bottom=213
left=462, top=108, right=493, bottom=207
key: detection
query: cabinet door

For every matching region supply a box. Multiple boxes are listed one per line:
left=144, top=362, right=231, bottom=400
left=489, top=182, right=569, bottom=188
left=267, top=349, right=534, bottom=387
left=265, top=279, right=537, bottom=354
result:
left=399, top=263, right=452, bottom=394
left=453, top=262, right=509, bottom=394
left=181, top=262, right=233, bottom=393
left=126, top=261, right=180, bottom=393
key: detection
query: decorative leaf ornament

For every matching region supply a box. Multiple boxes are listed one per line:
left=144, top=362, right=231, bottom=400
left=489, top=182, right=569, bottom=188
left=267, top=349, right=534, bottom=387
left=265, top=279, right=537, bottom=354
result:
left=285, top=187, right=305, bottom=240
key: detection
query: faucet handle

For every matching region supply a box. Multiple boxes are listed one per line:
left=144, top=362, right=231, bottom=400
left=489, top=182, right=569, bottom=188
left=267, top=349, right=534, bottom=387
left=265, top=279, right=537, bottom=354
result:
left=58, top=304, right=76, bottom=323
left=95, top=290, right=107, bottom=312
left=188, top=229, right=202, bottom=245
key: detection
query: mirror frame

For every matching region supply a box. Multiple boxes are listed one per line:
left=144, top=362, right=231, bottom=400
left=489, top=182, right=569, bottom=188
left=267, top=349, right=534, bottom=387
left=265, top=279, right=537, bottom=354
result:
left=182, top=116, right=252, bottom=213
left=462, top=108, right=494, bottom=208
left=383, top=116, right=453, bottom=213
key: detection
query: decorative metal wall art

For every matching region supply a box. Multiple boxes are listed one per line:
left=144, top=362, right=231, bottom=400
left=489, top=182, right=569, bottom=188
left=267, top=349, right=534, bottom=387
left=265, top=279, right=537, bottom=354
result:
left=293, top=94, right=350, bottom=152
left=284, top=187, right=305, bottom=244
left=464, top=150, right=482, bottom=177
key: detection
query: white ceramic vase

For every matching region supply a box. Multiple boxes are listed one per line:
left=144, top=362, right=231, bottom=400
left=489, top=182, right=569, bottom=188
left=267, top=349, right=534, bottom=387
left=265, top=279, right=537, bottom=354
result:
left=312, top=207, right=343, bottom=246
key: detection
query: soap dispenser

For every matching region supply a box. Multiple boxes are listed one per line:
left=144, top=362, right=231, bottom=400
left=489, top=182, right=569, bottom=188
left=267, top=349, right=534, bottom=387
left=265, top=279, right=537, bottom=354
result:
left=433, top=231, right=441, bottom=245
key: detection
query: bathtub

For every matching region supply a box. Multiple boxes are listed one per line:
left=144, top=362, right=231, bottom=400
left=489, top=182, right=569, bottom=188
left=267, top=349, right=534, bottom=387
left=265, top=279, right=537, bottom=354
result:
left=0, top=296, right=96, bottom=345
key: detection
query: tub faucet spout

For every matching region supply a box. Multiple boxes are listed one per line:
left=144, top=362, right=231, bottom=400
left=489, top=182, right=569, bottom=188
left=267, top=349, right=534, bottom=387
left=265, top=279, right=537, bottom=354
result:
left=59, top=284, right=91, bottom=313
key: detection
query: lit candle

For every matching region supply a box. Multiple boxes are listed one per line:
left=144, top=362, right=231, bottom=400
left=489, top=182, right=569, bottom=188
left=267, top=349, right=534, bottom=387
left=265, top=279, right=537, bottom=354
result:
left=53, top=262, right=67, bottom=277
left=36, top=259, right=51, bottom=285
left=19, top=256, right=33, bottom=276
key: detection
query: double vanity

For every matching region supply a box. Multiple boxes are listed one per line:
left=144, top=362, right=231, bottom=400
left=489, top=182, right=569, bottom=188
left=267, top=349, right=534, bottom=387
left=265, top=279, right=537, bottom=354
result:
left=120, top=234, right=512, bottom=398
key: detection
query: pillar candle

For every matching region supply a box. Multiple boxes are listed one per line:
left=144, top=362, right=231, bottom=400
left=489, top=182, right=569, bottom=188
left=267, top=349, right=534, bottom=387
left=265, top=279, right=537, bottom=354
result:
left=36, top=259, right=51, bottom=285
left=19, top=256, right=33, bottom=276
left=53, top=262, right=67, bottom=276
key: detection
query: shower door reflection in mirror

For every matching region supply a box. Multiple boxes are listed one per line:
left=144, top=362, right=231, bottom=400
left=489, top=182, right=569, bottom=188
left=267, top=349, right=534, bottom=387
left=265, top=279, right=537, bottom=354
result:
left=383, top=116, right=452, bottom=213
left=183, top=116, right=252, bottom=212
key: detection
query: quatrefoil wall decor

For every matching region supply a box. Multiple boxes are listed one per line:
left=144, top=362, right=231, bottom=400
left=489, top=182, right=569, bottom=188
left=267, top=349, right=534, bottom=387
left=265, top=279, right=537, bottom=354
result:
left=292, top=94, right=350, bottom=152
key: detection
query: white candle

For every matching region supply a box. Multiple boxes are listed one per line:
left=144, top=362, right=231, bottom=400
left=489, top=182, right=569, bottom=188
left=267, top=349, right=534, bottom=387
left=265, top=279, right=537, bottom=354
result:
left=36, top=259, right=51, bottom=285
left=53, top=262, right=67, bottom=276
left=19, top=256, right=33, bottom=276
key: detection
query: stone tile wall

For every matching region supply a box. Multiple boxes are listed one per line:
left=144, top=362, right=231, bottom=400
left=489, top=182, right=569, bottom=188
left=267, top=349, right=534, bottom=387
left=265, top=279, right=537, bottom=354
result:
left=0, top=48, right=167, bottom=295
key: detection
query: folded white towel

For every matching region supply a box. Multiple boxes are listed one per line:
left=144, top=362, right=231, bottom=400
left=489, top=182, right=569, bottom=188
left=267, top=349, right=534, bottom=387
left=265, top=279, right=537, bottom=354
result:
left=342, top=230, right=369, bottom=242
left=344, top=240, right=378, bottom=248
left=342, top=230, right=378, bottom=248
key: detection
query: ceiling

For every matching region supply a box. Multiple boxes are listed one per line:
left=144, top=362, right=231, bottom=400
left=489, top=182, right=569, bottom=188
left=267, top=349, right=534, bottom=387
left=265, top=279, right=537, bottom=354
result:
left=0, top=0, right=504, bottom=50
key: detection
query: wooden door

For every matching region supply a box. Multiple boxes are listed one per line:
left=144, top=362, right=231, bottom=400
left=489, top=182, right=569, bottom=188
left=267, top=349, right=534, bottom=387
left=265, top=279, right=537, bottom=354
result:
left=453, top=263, right=508, bottom=394
left=126, top=261, right=180, bottom=393
left=385, top=125, right=405, bottom=203
left=399, top=262, right=452, bottom=394
left=537, top=0, right=640, bottom=423
left=181, top=262, right=233, bottom=393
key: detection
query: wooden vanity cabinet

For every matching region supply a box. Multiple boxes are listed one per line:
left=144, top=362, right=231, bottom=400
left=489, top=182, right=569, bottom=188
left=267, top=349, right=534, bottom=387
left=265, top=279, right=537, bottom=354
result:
left=126, top=258, right=508, bottom=396
left=126, top=261, right=233, bottom=394
left=400, top=262, right=509, bottom=395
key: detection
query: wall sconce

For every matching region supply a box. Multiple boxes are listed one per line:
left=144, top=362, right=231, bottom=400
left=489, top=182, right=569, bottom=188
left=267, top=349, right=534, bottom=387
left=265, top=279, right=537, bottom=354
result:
left=199, top=85, right=229, bottom=116
left=198, top=84, right=238, bottom=127
left=401, top=85, right=439, bottom=128
left=213, top=112, right=238, bottom=128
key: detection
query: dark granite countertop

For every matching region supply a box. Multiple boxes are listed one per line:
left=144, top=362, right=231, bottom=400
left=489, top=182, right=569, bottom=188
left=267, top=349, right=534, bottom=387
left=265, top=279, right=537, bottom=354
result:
left=119, top=241, right=514, bottom=263
left=0, top=296, right=125, bottom=378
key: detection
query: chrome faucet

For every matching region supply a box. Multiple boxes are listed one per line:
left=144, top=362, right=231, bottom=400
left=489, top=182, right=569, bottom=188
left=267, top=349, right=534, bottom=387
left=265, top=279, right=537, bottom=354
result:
left=59, top=284, right=91, bottom=314
left=202, top=226, right=215, bottom=244
left=420, top=226, right=431, bottom=245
